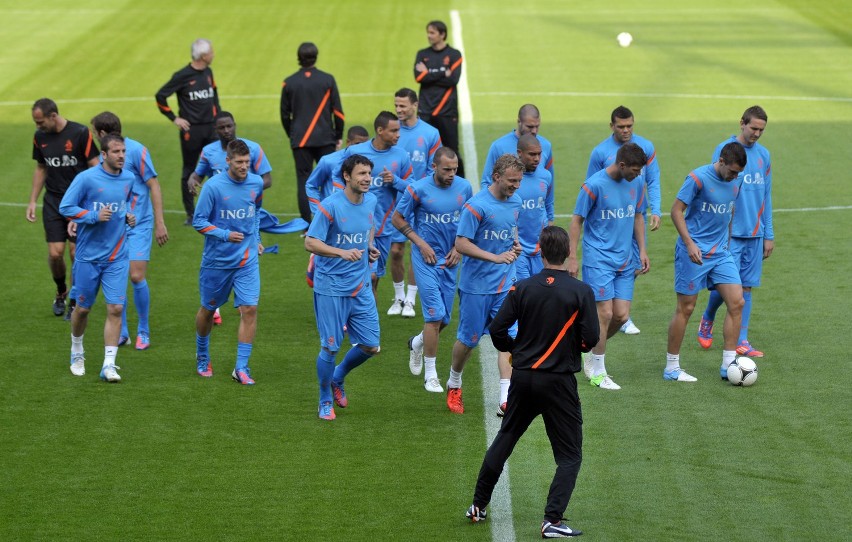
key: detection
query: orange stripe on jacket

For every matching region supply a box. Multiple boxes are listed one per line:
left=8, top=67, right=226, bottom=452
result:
left=84, top=131, right=94, bottom=157
left=375, top=200, right=396, bottom=236
left=407, top=185, right=420, bottom=202
left=73, top=210, right=89, bottom=219
left=350, top=281, right=365, bottom=297
left=108, top=235, right=125, bottom=262
left=496, top=273, right=508, bottom=294
left=751, top=202, right=765, bottom=237
left=298, top=89, right=331, bottom=148
left=333, top=109, right=345, bottom=121
left=464, top=203, right=482, bottom=221
left=238, top=248, right=250, bottom=268
left=254, top=148, right=264, bottom=172
left=581, top=184, right=596, bottom=200
left=688, top=172, right=703, bottom=190
left=705, top=243, right=719, bottom=257
left=200, top=225, right=216, bottom=233
left=156, top=103, right=172, bottom=113
left=415, top=70, right=427, bottom=83
left=531, top=310, right=579, bottom=369
left=317, top=202, right=333, bottom=222
left=646, top=150, right=656, bottom=166
left=450, top=57, right=463, bottom=72
left=431, top=88, right=454, bottom=117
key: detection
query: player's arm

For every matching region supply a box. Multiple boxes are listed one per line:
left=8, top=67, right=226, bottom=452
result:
left=645, top=149, right=662, bottom=230
left=545, top=175, right=556, bottom=223
left=577, top=285, right=601, bottom=352
left=567, top=214, right=584, bottom=277
left=304, top=235, right=363, bottom=261
left=392, top=208, right=436, bottom=265
left=27, top=164, right=47, bottom=222
left=193, top=185, right=235, bottom=241
left=305, top=166, right=325, bottom=217
left=489, top=287, right=519, bottom=353
left=252, top=146, right=273, bottom=190
left=585, top=149, right=603, bottom=180
left=330, top=79, right=345, bottom=147
left=671, top=199, right=701, bottom=264
left=634, top=211, right=650, bottom=274
left=155, top=73, right=189, bottom=131
left=762, top=165, right=774, bottom=259
left=145, top=177, right=169, bottom=246
left=455, top=235, right=515, bottom=264
left=279, top=82, right=292, bottom=136
left=59, top=178, right=97, bottom=224
left=481, top=146, right=497, bottom=187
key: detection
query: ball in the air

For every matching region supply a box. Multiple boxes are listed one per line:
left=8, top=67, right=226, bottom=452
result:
left=617, top=32, right=633, bottom=47
left=726, top=356, right=758, bottom=387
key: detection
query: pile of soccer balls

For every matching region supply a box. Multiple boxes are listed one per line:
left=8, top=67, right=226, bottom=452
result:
left=726, top=356, right=758, bottom=386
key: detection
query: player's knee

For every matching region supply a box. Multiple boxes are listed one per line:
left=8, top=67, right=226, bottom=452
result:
left=130, top=270, right=146, bottom=283
left=727, top=295, right=745, bottom=315
left=106, top=304, right=123, bottom=318
left=359, top=344, right=379, bottom=356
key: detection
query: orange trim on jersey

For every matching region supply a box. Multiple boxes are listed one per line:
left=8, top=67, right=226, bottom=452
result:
left=705, top=243, right=719, bottom=257
left=157, top=103, right=172, bottom=113
left=428, top=140, right=441, bottom=159
left=531, top=310, right=579, bottom=369
left=254, top=148, right=264, bottom=172
left=545, top=156, right=554, bottom=171
left=375, top=203, right=395, bottom=236
left=332, top=181, right=344, bottom=190
left=751, top=202, right=766, bottom=237
left=73, top=210, right=89, bottom=219
left=464, top=203, right=482, bottom=221
left=108, top=235, right=125, bottom=262
left=130, top=195, right=139, bottom=211
left=450, top=57, right=463, bottom=72
left=298, top=89, right=331, bottom=148
left=532, top=242, right=541, bottom=255
left=688, top=172, right=703, bottom=190
left=407, top=185, right=420, bottom=201
left=646, top=150, right=656, bottom=166
left=415, top=70, right=427, bottom=83
left=431, top=88, right=454, bottom=117
left=496, top=273, right=508, bottom=294
left=333, top=109, right=345, bottom=121
left=350, top=281, right=365, bottom=297
left=581, top=184, right=596, bottom=200
left=84, top=131, right=94, bottom=157
left=617, top=259, right=630, bottom=272
left=200, top=225, right=216, bottom=233
left=139, top=148, right=147, bottom=178
left=401, top=164, right=413, bottom=180
left=238, top=247, right=250, bottom=268
left=317, top=203, right=333, bottom=222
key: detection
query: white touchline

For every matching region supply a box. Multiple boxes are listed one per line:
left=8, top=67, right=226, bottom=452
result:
left=451, top=9, right=517, bottom=542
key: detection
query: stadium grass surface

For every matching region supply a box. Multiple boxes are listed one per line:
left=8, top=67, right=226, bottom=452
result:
left=1, top=1, right=850, bottom=540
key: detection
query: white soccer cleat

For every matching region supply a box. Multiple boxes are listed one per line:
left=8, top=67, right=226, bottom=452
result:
left=70, top=354, right=86, bottom=377
left=408, top=335, right=423, bottom=376
left=582, top=353, right=593, bottom=380
left=590, top=373, right=621, bottom=390
left=663, top=367, right=698, bottom=382
left=401, top=300, right=416, bottom=318
left=387, top=299, right=403, bottom=316
left=100, top=364, right=121, bottom=383
left=424, top=377, right=443, bottom=393
left=620, top=319, right=640, bottom=335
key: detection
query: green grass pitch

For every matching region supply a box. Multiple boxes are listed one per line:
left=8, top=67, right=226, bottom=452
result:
left=1, top=1, right=850, bottom=540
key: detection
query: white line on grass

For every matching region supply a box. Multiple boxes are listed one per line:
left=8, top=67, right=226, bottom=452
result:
left=451, top=9, right=516, bottom=542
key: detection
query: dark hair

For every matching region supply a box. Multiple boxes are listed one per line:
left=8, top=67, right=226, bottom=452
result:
left=741, top=105, right=767, bottom=125
left=91, top=111, right=122, bottom=135
left=346, top=125, right=369, bottom=141
left=32, top=98, right=58, bottom=116
left=297, top=42, right=318, bottom=67
left=517, top=134, right=541, bottom=151
left=518, top=104, right=540, bottom=121
left=539, top=226, right=570, bottom=265
left=100, top=133, right=125, bottom=150
left=610, top=105, right=633, bottom=124
left=215, top=111, right=235, bottom=122
left=395, top=88, right=418, bottom=103
left=340, top=154, right=374, bottom=179
left=374, top=110, right=398, bottom=131
left=719, top=142, right=747, bottom=168
left=615, top=142, right=647, bottom=168
left=427, top=20, right=447, bottom=39
left=433, top=146, right=457, bottom=163
left=226, top=139, right=250, bottom=158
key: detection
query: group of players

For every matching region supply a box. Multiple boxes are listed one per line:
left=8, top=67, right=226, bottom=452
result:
left=27, top=25, right=773, bottom=418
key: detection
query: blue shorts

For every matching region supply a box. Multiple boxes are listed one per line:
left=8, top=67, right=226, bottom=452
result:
left=314, top=289, right=380, bottom=353
left=412, top=254, right=458, bottom=324
left=457, top=290, right=516, bottom=348
left=674, top=245, right=740, bottom=295
left=126, top=225, right=152, bottom=261
left=72, top=259, right=130, bottom=308
left=370, top=235, right=392, bottom=278
left=729, top=237, right=763, bottom=288
left=516, top=253, right=543, bottom=281
left=199, top=265, right=260, bottom=309
left=582, top=264, right=635, bottom=302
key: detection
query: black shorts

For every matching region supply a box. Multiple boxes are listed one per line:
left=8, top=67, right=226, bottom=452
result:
left=42, top=192, right=74, bottom=244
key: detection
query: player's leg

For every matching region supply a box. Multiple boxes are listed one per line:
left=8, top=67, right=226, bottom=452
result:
left=716, top=281, right=745, bottom=374
left=179, top=131, right=201, bottom=223
left=387, top=240, right=406, bottom=315
left=449, top=292, right=489, bottom=413
left=292, top=147, right=315, bottom=223
left=582, top=266, right=620, bottom=389
left=100, top=260, right=129, bottom=382
left=196, top=268, right=232, bottom=377
left=403, top=254, right=418, bottom=317
left=620, top=239, right=642, bottom=335
left=68, top=261, right=103, bottom=376
left=333, top=288, right=381, bottom=405
left=733, top=237, right=764, bottom=356
left=313, top=293, right=347, bottom=418
left=231, top=264, right=261, bottom=385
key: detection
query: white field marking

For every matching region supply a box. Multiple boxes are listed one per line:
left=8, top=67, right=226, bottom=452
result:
left=451, top=9, right=516, bottom=542
left=4, top=91, right=850, bottom=109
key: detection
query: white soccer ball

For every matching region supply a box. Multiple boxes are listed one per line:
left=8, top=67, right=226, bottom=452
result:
left=617, top=32, right=633, bottom=48
left=726, top=356, right=758, bottom=386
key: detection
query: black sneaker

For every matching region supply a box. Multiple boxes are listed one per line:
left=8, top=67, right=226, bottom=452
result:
left=541, top=520, right=582, bottom=538
left=465, top=504, right=487, bottom=523
left=64, top=299, right=75, bottom=321
left=53, top=292, right=66, bottom=317
left=184, top=216, right=193, bottom=226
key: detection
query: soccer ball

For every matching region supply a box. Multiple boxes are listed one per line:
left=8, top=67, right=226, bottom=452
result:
left=726, top=356, right=758, bottom=386
left=617, top=32, right=633, bottom=47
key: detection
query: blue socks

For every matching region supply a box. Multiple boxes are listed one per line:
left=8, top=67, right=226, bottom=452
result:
left=236, top=342, right=253, bottom=370
left=333, top=346, right=373, bottom=383
left=703, top=289, right=724, bottom=322
left=317, top=349, right=337, bottom=404
left=739, top=290, right=752, bottom=343
left=134, top=279, right=150, bottom=334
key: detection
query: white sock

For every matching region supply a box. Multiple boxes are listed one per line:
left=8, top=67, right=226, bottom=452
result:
left=104, top=346, right=118, bottom=366
left=592, top=354, right=606, bottom=377
left=499, top=378, right=510, bottom=404
left=71, top=334, right=84, bottom=356
left=412, top=332, right=424, bottom=351
left=393, top=281, right=405, bottom=301
left=404, top=285, right=418, bottom=304
left=722, top=350, right=737, bottom=369
left=666, top=353, right=680, bottom=372
left=424, top=356, right=437, bottom=380
left=448, top=368, right=463, bottom=389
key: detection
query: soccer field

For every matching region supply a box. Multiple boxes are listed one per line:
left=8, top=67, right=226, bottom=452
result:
left=1, top=1, right=850, bottom=540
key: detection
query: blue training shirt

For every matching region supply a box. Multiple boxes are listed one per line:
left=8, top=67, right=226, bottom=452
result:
left=305, top=148, right=346, bottom=216
left=119, top=137, right=158, bottom=228
left=193, top=171, right=264, bottom=269
left=712, top=136, right=773, bottom=240
left=194, top=138, right=272, bottom=179
left=395, top=174, right=473, bottom=261
left=398, top=119, right=442, bottom=181
left=456, top=189, right=522, bottom=294
left=59, top=164, right=134, bottom=263
left=675, top=164, right=743, bottom=258
left=573, top=168, right=643, bottom=272
left=481, top=131, right=554, bottom=188
left=586, top=133, right=661, bottom=218
left=516, top=166, right=554, bottom=256
left=307, top=190, right=378, bottom=297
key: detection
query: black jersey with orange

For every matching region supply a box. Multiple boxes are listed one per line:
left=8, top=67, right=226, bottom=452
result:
left=280, top=67, right=345, bottom=149
left=155, top=64, right=220, bottom=124
left=32, top=120, right=99, bottom=196
left=413, top=45, right=463, bottom=119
